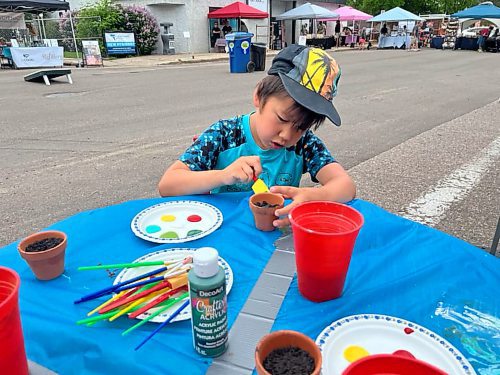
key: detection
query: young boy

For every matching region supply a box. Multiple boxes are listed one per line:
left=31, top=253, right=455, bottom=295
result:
left=158, top=45, right=356, bottom=228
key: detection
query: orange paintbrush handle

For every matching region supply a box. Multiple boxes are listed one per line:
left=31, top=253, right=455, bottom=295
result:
left=128, top=285, right=188, bottom=319
left=99, top=280, right=171, bottom=314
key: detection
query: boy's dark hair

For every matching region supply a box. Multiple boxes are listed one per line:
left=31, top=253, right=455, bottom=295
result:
left=255, top=75, right=326, bottom=131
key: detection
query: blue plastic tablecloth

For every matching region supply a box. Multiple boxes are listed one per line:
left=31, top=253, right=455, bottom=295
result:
left=272, top=200, right=500, bottom=374
left=0, top=192, right=280, bottom=375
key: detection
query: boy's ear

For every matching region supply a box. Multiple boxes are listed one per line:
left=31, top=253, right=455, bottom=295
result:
left=252, top=88, right=260, bottom=109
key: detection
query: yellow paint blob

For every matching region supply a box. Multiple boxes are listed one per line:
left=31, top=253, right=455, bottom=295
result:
left=161, top=214, right=176, bottom=222
left=343, top=345, right=370, bottom=363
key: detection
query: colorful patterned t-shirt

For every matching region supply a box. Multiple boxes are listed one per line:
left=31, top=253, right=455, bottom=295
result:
left=179, top=114, right=336, bottom=193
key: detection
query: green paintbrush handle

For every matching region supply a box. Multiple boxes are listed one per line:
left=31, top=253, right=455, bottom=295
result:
left=78, top=261, right=165, bottom=271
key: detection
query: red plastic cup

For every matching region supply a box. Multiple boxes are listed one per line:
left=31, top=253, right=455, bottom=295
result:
left=289, top=201, right=364, bottom=302
left=342, top=353, right=447, bottom=375
left=0, top=267, right=29, bottom=375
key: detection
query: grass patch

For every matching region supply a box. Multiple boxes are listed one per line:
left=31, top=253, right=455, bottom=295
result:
left=64, top=51, right=80, bottom=58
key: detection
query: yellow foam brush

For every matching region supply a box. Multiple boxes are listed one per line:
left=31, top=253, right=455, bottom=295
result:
left=252, top=175, right=269, bottom=194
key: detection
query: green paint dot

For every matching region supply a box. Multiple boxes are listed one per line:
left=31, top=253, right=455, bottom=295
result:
left=160, top=231, right=179, bottom=239
left=187, top=229, right=202, bottom=237
left=145, top=225, right=161, bottom=234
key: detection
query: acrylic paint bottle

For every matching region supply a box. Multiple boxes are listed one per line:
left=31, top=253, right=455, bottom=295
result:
left=188, top=247, right=228, bottom=357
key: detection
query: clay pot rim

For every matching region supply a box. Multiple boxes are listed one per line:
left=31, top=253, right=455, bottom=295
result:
left=255, top=329, right=322, bottom=375
left=249, top=192, right=285, bottom=209
left=18, top=230, right=67, bottom=256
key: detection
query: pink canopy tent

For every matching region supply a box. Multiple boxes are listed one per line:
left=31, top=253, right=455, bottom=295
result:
left=322, top=6, right=372, bottom=21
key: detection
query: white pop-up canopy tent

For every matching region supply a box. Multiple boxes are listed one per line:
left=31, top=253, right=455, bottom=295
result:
left=276, top=2, right=338, bottom=20
left=276, top=2, right=339, bottom=45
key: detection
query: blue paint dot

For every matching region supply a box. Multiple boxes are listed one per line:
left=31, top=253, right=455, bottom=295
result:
left=146, top=225, right=161, bottom=234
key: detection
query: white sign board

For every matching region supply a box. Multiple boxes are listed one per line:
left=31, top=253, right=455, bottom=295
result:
left=82, top=40, right=102, bottom=66
left=298, top=35, right=307, bottom=46
left=183, top=31, right=190, bottom=38
left=10, top=47, right=63, bottom=68
left=248, top=0, right=268, bottom=13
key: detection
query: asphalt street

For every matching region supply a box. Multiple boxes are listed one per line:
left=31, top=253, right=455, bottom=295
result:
left=0, top=48, right=499, bottom=252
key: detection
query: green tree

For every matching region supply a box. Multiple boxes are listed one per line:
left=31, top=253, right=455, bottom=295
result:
left=347, top=0, right=404, bottom=16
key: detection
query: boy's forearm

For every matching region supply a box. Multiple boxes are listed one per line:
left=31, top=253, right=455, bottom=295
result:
left=310, top=175, right=356, bottom=203
left=158, top=169, right=224, bottom=197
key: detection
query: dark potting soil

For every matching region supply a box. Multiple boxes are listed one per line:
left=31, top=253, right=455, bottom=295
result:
left=25, top=238, right=63, bottom=252
left=254, top=200, right=280, bottom=208
left=263, top=346, right=315, bottom=375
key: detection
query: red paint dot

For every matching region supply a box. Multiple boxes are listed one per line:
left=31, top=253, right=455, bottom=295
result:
left=404, top=327, right=414, bottom=335
left=187, top=215, right=202, bottom=223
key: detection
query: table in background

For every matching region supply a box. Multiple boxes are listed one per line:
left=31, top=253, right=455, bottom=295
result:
left=8, top=46, right=63, bottom=68
left=378, top=35, right=411, bottom=49
left=214, top=38, right=226, bottom=53
left=345, top=35, right=358, bottom=45
left=430, top=36, right=444, bottom=49
left=455, top=37, right=479, bottom=51
left=306, top=36, right=335, bottom=49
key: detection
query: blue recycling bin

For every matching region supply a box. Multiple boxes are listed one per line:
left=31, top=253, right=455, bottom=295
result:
left=225, top=32, right=254, bottom=73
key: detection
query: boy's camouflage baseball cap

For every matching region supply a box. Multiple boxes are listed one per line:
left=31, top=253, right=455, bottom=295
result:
left=268, top=44, right=342, bottom=126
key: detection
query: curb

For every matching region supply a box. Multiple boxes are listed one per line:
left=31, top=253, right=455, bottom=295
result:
left=62, top=47, right=355, bottom=68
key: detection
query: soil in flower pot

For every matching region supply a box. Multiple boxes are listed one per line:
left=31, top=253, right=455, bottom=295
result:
left=249, top=193, right=285, bottom=231
left=263, top=346, right=315, bottom=375
left=25, top=238, right=63, bottom=252
left=18, top=230, right=67, bottom=281
left=255, top=330, right=322, bottom=375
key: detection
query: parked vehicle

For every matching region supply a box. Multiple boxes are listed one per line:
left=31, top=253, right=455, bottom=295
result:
left=459, top=26, right=489, bottom=37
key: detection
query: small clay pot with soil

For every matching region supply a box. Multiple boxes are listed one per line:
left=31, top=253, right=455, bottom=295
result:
left=18, top=230, right=67, bottom=281
left=255, top=330, right=322, bottom=375
left=249, top=193, right=285, bottom=232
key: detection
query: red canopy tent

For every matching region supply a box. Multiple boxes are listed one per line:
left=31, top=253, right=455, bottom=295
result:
left=207, top=1, right=268, bottom=19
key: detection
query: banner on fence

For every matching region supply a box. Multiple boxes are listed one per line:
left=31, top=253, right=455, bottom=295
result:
left=0, top=12, right=26, bottom=30
left=104, top=31, right=136, bottom=55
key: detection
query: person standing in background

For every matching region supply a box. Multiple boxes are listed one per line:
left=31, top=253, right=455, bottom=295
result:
left=335, top=20, right=341, bottom=47
left=317, top=22, right=326, bottom=35
left=211, top=22, right=221, bottom=48
left=222, top=21, right=232, bottom=37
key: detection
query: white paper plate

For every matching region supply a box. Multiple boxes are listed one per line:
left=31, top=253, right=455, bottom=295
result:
left=131, top=201, right=223, bottom=243
left=315, top=314, right=476, bottom=375
left=114, top=248, right=233, bottom=323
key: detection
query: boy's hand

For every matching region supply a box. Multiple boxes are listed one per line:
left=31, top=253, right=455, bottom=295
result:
left=270, top=186, right=316, bottom=228
left=221, top=156, right=262, bottom=186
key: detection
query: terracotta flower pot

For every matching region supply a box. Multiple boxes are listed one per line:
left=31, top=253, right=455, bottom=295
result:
left=18, top=230, right=67, bottom=281
left=255, top=330, right=322, bottom=375
left=249, top=192, right=285, bottom=232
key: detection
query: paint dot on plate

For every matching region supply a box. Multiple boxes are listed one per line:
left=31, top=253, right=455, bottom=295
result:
left=344, top=345, right=370, bottom=363
left=161, top=215, right=176, bottom=222
left=145, top=225, right=161, bottom=234
left=187, top=215, right=202, bottom=222
left=187, top=229, right=202, bottom=236
left=160, top=231, right=179, bottom=239
left=404, top=327, right=414, bottom=335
